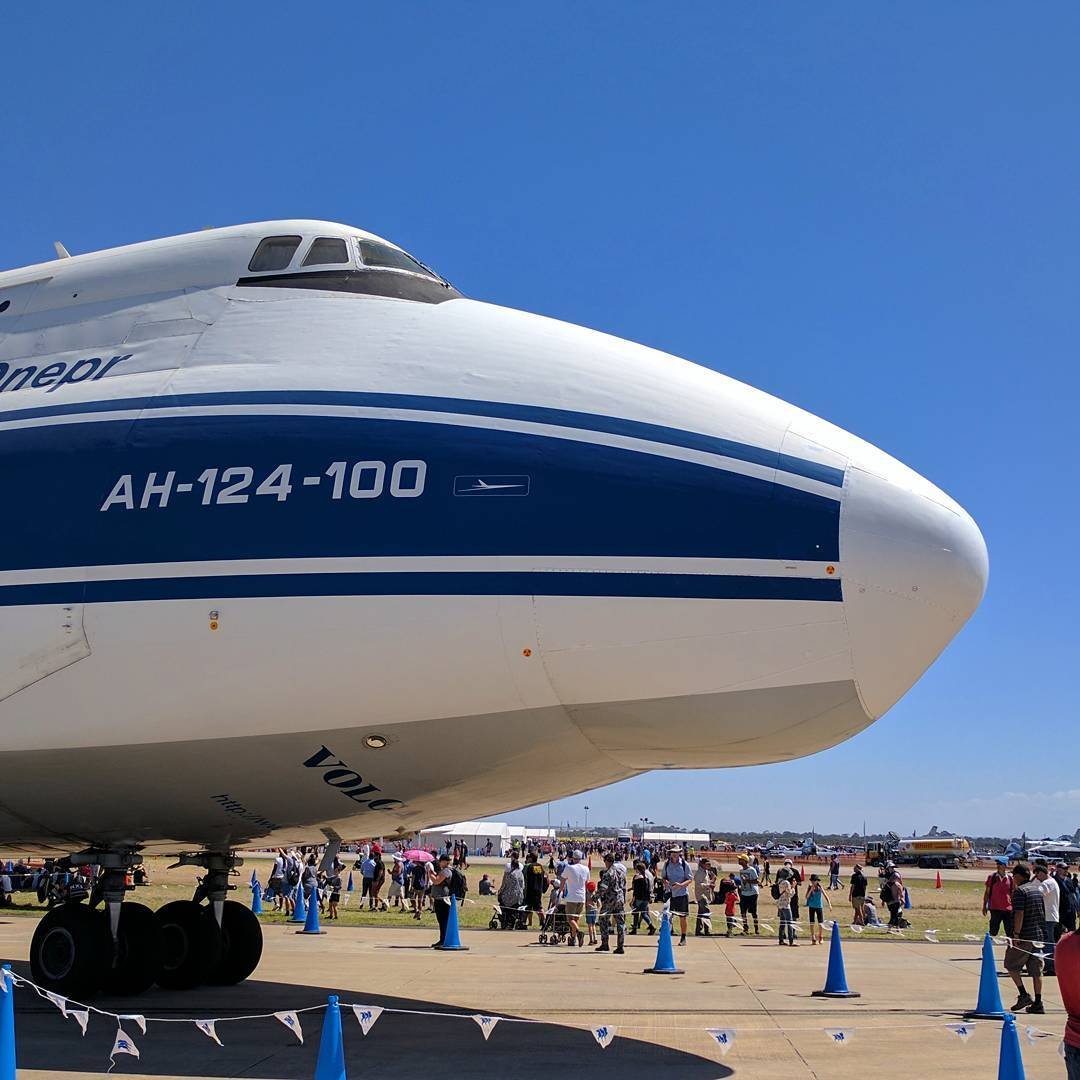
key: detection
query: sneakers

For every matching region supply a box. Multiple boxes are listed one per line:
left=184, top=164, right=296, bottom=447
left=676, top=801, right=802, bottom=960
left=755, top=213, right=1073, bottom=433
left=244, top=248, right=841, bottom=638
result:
left=647, top=925, right=656, bottom=936
left=1012, top=993, right=1034, bottom=1012
left=1026, top=1000, right=1045, bottom=1014
left=679, top=935, right=686, bottom=946
left=594, top=944, right=610, bottom=952
left=613, top=946, right=625, bottom=955
left=577, top=931, right=585, bottom=947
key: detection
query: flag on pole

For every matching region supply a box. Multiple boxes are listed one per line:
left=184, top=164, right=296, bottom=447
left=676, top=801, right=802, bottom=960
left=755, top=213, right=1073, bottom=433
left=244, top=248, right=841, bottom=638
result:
left=352, top=1005, right=383, bottom=1035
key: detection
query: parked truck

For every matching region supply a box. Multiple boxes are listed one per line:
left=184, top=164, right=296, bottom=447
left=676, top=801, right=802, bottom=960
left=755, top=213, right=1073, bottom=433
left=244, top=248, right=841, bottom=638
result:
left=865, top=834, right=974, bottom=870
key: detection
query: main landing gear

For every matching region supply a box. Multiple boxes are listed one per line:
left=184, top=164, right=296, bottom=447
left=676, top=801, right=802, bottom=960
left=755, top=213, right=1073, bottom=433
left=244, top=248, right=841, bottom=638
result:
left=29, top=850, right=262, bottom=999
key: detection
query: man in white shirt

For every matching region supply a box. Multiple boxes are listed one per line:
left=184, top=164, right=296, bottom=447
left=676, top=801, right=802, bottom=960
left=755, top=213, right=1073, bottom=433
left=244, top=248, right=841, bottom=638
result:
left=558, top=850, right=589, bottom=947
left=1035, top=860, right=1061, bottom=976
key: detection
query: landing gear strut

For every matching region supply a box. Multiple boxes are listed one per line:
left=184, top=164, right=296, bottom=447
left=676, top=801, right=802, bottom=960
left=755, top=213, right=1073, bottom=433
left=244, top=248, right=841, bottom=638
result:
left=28, top=848, right=262, bottom=998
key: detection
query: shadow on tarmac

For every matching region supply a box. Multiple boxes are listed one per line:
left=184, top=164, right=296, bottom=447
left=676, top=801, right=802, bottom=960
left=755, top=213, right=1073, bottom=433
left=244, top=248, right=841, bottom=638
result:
left=4, top=960, right=732, bottom=1078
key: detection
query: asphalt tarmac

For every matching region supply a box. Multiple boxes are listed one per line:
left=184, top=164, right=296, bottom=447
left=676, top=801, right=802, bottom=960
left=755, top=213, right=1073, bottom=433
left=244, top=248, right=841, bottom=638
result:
left=1, top=913, right=1069, bottom=1079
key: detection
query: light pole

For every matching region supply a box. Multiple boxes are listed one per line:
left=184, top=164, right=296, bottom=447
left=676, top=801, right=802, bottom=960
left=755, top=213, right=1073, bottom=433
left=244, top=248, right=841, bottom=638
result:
left=584, top=805, right=589, bottom=832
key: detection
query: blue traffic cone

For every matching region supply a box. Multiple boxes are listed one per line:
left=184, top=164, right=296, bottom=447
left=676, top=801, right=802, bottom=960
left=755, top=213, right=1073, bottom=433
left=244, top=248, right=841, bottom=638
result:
left=644, top=911, right=685, bottom=974
left=290, top=884, right=307, bottom=924
left=314, top=994, right=346, bottom=1080
left=903, top=887, right=912, bottom=910
left=1, top=965, right=15, bottom=1080
left=964, top=933, right=1006, bottom=1019
left=435, top=897, right=469, bottom=950
left=251, top=880, right=263, bottom=914
left=298, top=891, right=326, bottom=935
left=346, top=872, right=354, bottom=893
left=250, top=867, right=258, bottom=887
left=997, top=1012, right=1026, bottom=1080
left=812, top=922, right=861, bottom=997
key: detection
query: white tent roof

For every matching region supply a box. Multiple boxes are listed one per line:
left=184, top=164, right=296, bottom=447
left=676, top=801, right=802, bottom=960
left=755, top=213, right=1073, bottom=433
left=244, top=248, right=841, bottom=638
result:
left=422, top=821, right=510, bottom=838
left=642, top=832, right=711, bottom=844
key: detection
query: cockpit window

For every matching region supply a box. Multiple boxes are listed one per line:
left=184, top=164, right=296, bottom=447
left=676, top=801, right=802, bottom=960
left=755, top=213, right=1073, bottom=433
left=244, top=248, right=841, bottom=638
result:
left=356, top=238, right=438, bottom=280
left=248, top=235, right=302, bottom=272
left=302, top=237, right=350, bottom=267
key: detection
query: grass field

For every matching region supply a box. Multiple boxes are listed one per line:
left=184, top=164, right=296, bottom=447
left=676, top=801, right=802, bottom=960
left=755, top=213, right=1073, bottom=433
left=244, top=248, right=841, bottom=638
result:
left=1, top=854, right=996, bottom=940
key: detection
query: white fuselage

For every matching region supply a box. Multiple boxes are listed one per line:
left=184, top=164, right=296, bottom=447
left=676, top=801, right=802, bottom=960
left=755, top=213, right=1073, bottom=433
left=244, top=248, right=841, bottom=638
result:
left=0, top=221, right=988, bottom=855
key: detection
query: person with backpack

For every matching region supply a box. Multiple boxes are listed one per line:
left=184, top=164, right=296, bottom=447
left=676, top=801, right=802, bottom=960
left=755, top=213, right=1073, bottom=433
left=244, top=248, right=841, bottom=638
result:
left=522, top=850, right=548, bottom=929
left=628, top=860, right=656, bottom=935
left=772, top=867, right=797, bottom=945
left=849, top=863, right=867, bottom=925
left=881, top=865, right=904, bottom=929
left=804, top=874, right=832, bottom=944
left=427, top=852, right=461, bottom=947
left=738, top=861, right=761, bottom=935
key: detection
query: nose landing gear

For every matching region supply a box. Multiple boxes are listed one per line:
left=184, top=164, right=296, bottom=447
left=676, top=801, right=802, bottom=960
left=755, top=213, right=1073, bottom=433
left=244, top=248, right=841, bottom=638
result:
left=28, top=849, right=262, bottom=999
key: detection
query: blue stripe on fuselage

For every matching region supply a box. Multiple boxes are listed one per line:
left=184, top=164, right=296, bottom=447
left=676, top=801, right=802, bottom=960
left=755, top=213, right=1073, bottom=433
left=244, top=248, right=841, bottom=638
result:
left=1, top=412, right=840, bottom=572
left=0, top=389, right=846, bottom=487
left=0, top=572, right=842, bottom=607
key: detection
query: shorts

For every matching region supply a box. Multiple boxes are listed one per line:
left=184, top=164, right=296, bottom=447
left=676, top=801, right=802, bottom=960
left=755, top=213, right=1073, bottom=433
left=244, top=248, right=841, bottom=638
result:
left=670, top=894, right=690, bottom=916
left=739, top=894, right=758, bottom=916
left=852, top=895, right=865, bottom=909
left=525, top=895, right=543, bottom=912
left=1004, top=941, right=1044, bottom=977
left=808, top=907, right=824, bottom=923
left=563, top=901, right=584, bottom=916
left=586, top=910, right=598, bottom=925
left=388, top=882, right=402, bottom=899
left=329, top=892, right=341, bottom=903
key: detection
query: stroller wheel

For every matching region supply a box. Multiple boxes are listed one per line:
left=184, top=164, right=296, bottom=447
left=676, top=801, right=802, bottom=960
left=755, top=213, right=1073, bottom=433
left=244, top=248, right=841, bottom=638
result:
left=538, top=933, right=547, bottom=944
left=488, top=917, right=499, bottom=930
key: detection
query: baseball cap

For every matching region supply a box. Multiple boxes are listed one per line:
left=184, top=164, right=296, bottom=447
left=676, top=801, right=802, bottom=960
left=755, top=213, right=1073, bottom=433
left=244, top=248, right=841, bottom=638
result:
left=995, top=856, right=1008, bottom=865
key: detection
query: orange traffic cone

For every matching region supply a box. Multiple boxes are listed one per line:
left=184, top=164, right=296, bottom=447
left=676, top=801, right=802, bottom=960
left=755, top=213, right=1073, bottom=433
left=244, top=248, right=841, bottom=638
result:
left=935, top=871, right=942, bottom=889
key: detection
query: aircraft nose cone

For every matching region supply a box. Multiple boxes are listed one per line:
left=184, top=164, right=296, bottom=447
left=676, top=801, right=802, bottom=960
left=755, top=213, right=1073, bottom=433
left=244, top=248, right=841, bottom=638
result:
left=841, top=466, right=988, bottom=719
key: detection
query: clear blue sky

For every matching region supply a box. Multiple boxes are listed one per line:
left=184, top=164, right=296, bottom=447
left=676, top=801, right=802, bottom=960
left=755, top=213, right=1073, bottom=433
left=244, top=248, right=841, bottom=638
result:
left=2, top=6, right=1076, bottom=839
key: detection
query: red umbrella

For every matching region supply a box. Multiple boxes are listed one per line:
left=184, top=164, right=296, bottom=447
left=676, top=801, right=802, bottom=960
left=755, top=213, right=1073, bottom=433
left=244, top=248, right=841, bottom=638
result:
left=403, top=849, right=435, bottom=863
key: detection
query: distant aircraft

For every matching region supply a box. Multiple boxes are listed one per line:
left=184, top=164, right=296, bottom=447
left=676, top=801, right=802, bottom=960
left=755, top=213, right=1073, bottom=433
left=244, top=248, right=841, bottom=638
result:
left=0, top=220, right=988, bottom=997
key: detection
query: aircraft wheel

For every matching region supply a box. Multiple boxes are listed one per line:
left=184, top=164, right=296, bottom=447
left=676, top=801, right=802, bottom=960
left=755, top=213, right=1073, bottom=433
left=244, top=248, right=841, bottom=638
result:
left=208, top=900, right=263, bottom=985
left=30, top=903, right=110, bottom=999
left=156, top=900, right=222, bottom=989
left=102, top=902, right=161, bottom=995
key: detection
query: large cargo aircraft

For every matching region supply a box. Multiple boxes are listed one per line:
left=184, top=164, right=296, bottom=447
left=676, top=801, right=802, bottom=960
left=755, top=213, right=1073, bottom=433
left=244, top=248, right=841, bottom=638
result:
left=0, top=220, right=987, bottom=996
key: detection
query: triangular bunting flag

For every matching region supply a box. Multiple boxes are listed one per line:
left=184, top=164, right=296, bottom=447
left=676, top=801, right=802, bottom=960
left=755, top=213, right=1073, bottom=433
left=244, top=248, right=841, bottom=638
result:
left=1024, top=1025, right=1053, bottom=1045
left=120, top=1013, right=147, bottom=1034
left=849, top=924, right=864, bottom=934
left=993, top=936, right=1007, bottom=946
left=351, top=1004, right=383, bottom=1035
left=824, top=1027, right=854, bottom=1046
left=924, top=929, right=938, bottom=941
left=963, top=934, right=979, bottom=941
left=705, top=1028, right=736, bottom=1055
left=592, top=1024, right=616, bottom=1049
left=945, top=1023, right=974, bottom=1042
left=69, top=1009, right=90, bottom=1036
left=195, top=1019, right=223, bottom=1046
left=45, top=991, right=69, bottom=1016
left=0, top=969, right=9, bottom=992
left=472, top=1014, right=500, bottom=1041
left=275, top=1010, right=304, bottom=1043
left=109, top=1027, right=140, bottom=1068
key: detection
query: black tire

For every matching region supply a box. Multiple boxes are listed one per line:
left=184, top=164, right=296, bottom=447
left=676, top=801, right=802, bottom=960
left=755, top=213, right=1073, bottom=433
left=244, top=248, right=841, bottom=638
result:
left=156, top=900, right=222, bottom=990
left=30, top=903, right=110, bottom=999
left=208, top=900, right=263, bottom=986
left=102, top=902, right=161, bottom=996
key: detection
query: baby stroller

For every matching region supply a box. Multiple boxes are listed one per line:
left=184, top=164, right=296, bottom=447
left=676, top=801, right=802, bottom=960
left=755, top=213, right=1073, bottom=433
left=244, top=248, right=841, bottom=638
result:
left=537, top=891, right=569, bottom=945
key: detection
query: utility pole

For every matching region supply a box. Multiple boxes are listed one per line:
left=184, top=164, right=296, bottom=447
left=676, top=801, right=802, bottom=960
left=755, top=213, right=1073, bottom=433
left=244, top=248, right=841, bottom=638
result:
left=584, top=805, right=589, bottom=832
